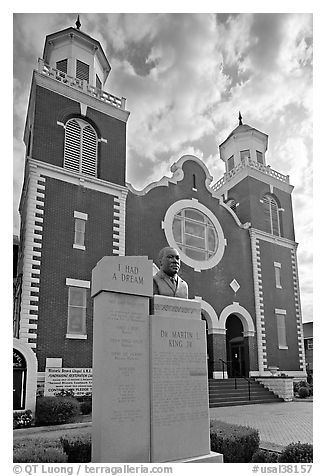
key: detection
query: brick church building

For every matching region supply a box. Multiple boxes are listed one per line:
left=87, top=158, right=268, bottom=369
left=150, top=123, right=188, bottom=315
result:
left=13, top=22, right=306, bottom=412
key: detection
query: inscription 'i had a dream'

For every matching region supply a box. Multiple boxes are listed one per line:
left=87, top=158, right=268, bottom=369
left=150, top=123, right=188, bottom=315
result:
left=112, top=264, right=144, bottom=285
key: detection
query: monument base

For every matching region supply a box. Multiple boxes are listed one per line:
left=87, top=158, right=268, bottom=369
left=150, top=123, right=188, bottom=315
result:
left=169, top=451, right=223, bottom=463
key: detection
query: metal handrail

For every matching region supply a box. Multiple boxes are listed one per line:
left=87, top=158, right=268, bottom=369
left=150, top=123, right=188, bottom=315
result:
left=218, top=358, right=252, bottom=400
left=234, top=372, right=253, bottom=401
left=218, top=358, right=232, bottom=379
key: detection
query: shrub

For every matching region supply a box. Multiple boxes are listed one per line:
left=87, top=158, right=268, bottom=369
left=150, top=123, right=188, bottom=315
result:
left=80, top=399, right=92, bottom=415
left=60, top=434, right=92, bottom=462
left=251, top=449, right=279, bottom=463
left=35, top=396, right=80, bottom=426
left=13, top=410, right=33, bottom=429
left=210, top=420, right=260, bottom=463
left=306, top=368, right=313, bottom=385
left=298, top=386, right=310, bottom=399
left=293, top=380, right=307, bottom=394
left=278, top=442, right=313, bottom=463
left=14, top=446, right=67, bottom=463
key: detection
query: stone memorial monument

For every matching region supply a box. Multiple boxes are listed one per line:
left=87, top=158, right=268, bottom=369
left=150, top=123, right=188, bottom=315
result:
left=91, top=255, right=222, bottom=463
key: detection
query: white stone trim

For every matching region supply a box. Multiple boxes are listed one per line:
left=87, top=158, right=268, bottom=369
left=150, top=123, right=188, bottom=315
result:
left=13, top=338, right=38, bottom=414
left=74, top=211, right=88, bottom=220
left=65, top=278, right=90, bottom=288
left=46, top=358, right=62, bottom=368
left=251, top=227, right=298, bottom=249
left=73, top=244, right=86, bottom=250
left=256, top=377, right=293, bottom=401
left=112, top=191, right=127, bottom=256
left=212, top=161, right=293, bottom=197
left=80, top=102, right=87, bottom=116
left=218, top=199, right=251, bottom=229
left=18, top=166, right=45, bottom=349
left=27, top=158, right=129, bottom=197
left=250, top=370, right=306, bottom=378
left=249, top=229, right=267, bottom=374
left=162, top=199, right=226, bottom=271
left=66, top=334, right=88, bottom=340
left=127, top=154, right=214, bottom=196
left=275, top=308, right=287, bottom=315
left=218, top=302, right=255, bottom=335
left=291, top=248, right=306, bottom=372
left=35, top=71, right=130, bottom=123
left=212, top=371, right=226, bottom=379
left=194, top=296, right=219, bottom=333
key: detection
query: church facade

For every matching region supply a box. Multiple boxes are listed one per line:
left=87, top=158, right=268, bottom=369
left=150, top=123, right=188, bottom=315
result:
left=13, top=24, right=306, bottom=410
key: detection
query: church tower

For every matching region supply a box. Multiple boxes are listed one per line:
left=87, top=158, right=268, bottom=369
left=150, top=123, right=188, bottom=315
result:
left=212, top=114, right=305, bottom=377
left=15, top=18, right=130, bottom=389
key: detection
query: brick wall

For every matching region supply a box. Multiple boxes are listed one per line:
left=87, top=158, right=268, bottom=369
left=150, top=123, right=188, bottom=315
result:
left=32, top=86, right=126, bottom=185
left=228, top=176, right=295, bottom=241
left=36, top=176, right=116, bottom=370
left=259, top=240, right=300, bottom=370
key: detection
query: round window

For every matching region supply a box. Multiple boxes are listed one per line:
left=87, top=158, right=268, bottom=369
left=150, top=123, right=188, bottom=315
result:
left=172, top=208, right=218, bottom=261
left=163, top=200, right=225, bottom=271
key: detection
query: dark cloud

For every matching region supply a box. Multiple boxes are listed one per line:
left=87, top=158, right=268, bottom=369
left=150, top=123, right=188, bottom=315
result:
left=249, top=13, right=287, bottom=72
left=117, top=38, right=159, bottom=76
left=215, top=13, right=240, bottom=25
left=220, top=62, right=251, bottom=98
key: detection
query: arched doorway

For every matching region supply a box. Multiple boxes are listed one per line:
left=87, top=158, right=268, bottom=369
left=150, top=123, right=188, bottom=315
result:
left=226, top=314, right=249, bottom=377
left=13, top=349, right=27, bottom=410
left=13, top=339, right=38, bottom=414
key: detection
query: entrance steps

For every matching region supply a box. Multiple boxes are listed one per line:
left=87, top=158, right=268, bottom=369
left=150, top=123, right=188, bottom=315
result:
left=209, top=378, right=284, bottom=408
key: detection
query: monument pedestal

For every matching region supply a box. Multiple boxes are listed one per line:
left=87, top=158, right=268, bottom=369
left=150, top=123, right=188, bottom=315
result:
left=150, top=295, right=222, bottom=463
left=91, top=256, right=223, bottom=463
left=171, top=452, right=223, bottom=463
left=91, top=257, right=153, bottom=463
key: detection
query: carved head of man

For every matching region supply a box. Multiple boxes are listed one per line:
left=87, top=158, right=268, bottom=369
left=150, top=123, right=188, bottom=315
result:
left=159, top=247, right=181, bottom=277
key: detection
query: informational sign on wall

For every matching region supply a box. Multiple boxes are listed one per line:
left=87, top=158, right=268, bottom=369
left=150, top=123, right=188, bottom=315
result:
left=44, top=367, right=92, bottom=396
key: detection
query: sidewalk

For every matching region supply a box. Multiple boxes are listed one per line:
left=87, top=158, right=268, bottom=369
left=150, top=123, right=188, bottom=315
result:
left=13, top=420, right=92, bottom=442
left=210, top=400, right=313, bottom=452
left=14, top=401, right=313, bottom=453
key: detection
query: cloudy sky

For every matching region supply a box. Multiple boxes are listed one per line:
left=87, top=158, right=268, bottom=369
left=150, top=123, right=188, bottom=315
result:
left=13, top=12, right=313, bottom=322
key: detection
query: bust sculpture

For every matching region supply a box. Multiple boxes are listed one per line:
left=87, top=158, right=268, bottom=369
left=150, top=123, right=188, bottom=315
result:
left=153, top=247, right=188, bottom=299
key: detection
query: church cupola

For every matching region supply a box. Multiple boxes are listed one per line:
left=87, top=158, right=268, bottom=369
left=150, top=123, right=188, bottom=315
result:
left=42, top=16, right=111, bottom=90
left=219, top=112, right=268, bottom=174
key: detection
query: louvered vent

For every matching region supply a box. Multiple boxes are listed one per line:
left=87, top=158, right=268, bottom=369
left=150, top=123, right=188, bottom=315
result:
left=64, top=120, right=82, bottom=173
left=64, top=119, right=98, bottom=177
left=262, top=195, right=280, bottom=236
left=76, top=60, right=89, bottom=82
left=81, top=125, right=98, bottom=176
left=56, top=59, right=68, bottom=73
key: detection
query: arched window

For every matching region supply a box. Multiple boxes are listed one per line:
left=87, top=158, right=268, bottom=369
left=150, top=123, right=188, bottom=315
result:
left=64, top=118, right=98, bottom=177
left=262, top=194, right=281, bottom=236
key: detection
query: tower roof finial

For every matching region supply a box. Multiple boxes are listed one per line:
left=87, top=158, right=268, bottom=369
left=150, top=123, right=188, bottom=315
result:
left=238, top=111, right=243, bottom=126
left=75, top=14, right=81, bottom=30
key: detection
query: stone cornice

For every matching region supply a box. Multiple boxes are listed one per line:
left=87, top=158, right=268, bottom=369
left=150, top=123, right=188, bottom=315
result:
left=27, top=157, right=129, bottom=198
left=34, top=70, right=130, bottom=123
left=212, top=163, right=293, bottom=196
left=249, top=228, right=298, bottom=249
